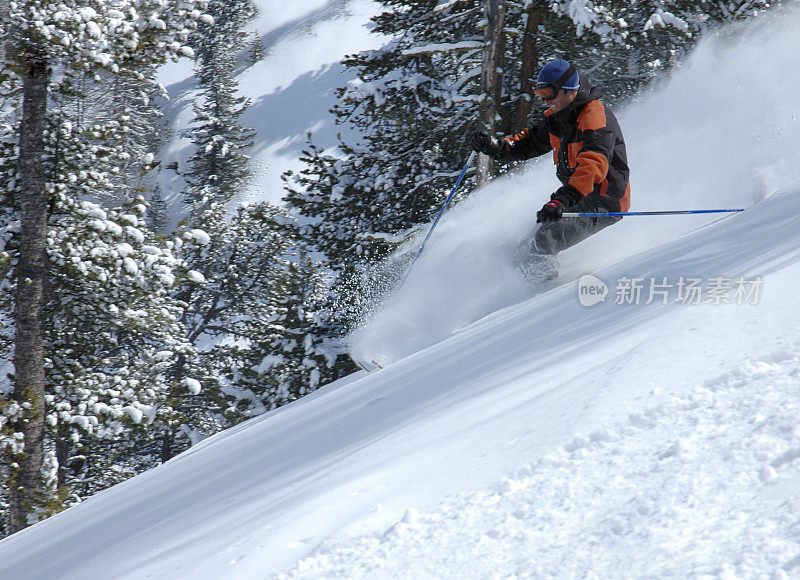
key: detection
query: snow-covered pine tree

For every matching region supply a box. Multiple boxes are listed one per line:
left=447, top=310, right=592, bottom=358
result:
left=0, top=0, right=205, bottom=534
left=183, top=0, right=256, bottom=213
left=248, top=31, right=266, bottom=66
left=550, top=0, right=782, bottom=100
left=104, top=70, right=166, bottom=202
left=284, top=1, right=485, bottom=273
left=0, top=191, right=204, bottom=532
left=258, top=248, right=354, bottom=409
left=53, top=64, right=167, bottom=207
left=168, top=202, right=350, bottom=422
left=40, top=197, right=202, bottom=502
left=547, top=0, right=691, bottom=97
left=168, top=202, right=282, bottom=427
left=149, top=185, right=169, bottom=233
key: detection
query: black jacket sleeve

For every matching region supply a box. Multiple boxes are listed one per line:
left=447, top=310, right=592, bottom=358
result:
left=494, top=119, right=552, bottom=162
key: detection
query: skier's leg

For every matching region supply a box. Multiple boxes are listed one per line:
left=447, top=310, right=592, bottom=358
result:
left=518, top=207, right=620, bottom=282
left=514, top=224, right=562, bottom=283
left=518, top=251, right=559, bottom=283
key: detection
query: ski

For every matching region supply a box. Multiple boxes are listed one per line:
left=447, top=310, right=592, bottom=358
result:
left=355, top=359, right=383, bottom=373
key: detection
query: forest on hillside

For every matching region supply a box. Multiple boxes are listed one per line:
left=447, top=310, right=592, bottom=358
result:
left=0, top=0, right=781, bottom=536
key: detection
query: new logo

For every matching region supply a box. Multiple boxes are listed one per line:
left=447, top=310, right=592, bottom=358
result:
left=578, top=274, right=608, bottom=306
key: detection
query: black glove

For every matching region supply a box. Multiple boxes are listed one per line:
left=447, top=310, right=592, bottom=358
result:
left=470, top=131, right=499, bottom=158
left=537, top=198, right=566, bottom=223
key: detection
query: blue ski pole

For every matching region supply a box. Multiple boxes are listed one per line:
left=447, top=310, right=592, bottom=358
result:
left=401, top=151, right=476, bottom=288
left=562, top=208, right=744, bottom=218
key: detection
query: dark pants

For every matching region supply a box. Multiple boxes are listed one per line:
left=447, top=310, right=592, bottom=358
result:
left=530, top=199, right=621, bottom=256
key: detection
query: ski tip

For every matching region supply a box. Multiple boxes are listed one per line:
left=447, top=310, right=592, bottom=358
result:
left=354, top=359, right=384, bottom=372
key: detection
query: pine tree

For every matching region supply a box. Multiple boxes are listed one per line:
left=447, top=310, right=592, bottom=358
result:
left=182, top=61, right=255, bottom=212
left=42, top=196, right=201, bottom=501
left=0, top=0, right=205, bottom=534
left=261, top=249, right=355, bottom=408
left=0, top=191, right=204, bottom=533
left=168, top=202, right=352, bottom=421
left=53, top=65, right=167, bottom=207
left=183, top=0, right=257, bottom=213
left=248, top=31, right=266, bottom=66
left=169, top=203, right=285, bottom=424
left=285, top=1, right=483, bottom=268
left=550, top=0, right=782, bottom=99
left=149, top=186, right=168, bottom=233
left=105, top=70, right=167, bottom=202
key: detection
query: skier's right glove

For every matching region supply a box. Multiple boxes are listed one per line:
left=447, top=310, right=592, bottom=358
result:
left=471, top=131, right=500, bottom=158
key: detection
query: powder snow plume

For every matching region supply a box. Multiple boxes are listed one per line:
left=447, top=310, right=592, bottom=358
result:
left=349, top=7, right=800, bottom=367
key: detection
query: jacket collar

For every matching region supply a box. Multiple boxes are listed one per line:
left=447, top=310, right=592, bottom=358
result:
left=546, top=77, right=601, bottom=121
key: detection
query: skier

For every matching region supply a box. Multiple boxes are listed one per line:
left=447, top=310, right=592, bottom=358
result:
left=471, top=58, right=630, bottom=282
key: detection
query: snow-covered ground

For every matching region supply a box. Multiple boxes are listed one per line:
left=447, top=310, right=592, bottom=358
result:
left=282, top=347, right=800, bottom=579
left=3, top=5, right=800, bottom=580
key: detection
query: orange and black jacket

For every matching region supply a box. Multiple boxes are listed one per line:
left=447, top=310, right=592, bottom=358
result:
left=494, top=79, right=630, bottom=213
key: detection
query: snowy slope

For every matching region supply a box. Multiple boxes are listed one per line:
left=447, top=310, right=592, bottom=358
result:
left=155, top=0, right=385, bottom=219
left=3, top=187, right=800, bottom=579
left=3, top=6, right=800, bottom=580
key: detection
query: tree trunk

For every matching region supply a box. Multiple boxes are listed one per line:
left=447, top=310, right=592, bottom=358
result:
left=55, top=429, right=70, bottom=488
left=161, top=433, right=173, bottom=464
left=477, top=0, right=506, bottom=187
left=8, top=53, right=51, bottom=535
left=514, top=7, right=541, bottom=130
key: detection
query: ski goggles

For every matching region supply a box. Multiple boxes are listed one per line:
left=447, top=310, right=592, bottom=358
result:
left=534, top=84, right=561, bottom=101
left=534, top=65, right=577, bottom=101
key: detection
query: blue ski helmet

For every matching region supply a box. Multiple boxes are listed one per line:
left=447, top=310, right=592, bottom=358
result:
left=536, top=58, right=580, bottom=93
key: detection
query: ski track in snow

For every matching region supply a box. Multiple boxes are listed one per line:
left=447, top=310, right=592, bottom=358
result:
left=278, top=353, right=800, bottom=579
